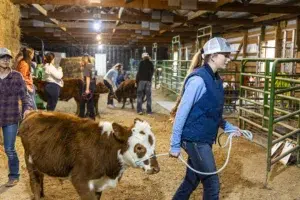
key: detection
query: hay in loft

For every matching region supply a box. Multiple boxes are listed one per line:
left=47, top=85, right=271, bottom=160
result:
left=0, top=0, right=20, bottom=57
left=60, top=57, right=95, bottom=79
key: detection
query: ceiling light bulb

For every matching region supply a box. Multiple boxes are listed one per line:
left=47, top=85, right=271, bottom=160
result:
left=93, top=21, right=101, bottom=31
left=96, top=34, right=101, bottom=41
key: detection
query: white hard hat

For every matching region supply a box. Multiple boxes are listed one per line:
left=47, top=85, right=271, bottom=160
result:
left=203, top=37, right=234, bottom=55
left=142, top=52, right=149, bottom=58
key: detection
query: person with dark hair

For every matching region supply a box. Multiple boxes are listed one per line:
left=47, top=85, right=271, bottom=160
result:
left=79, top=54, right=97, bottom=120
left=44, top=52, right=63, bottom=111
left=116, top=69, right=128, bottom=87
left=16, top=47, right=36, bottom=109
left=169, top=37, right=242, bottom=200
left=0, top=48, right=32, bottom=187
left=103, top=63, right=122, bottom=108
left=136, top=52, right=154, bottom=115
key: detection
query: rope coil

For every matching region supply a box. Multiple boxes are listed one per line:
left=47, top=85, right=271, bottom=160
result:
left=139, top=129, right=253, bottom=175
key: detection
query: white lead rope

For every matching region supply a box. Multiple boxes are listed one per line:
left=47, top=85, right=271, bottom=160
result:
left=145, top=130, right=253, bottom=175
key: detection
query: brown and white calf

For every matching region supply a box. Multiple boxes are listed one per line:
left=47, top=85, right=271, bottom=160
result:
left=115, top=80, right=137, bottom=109
left=34, top=78, right=109, bottom=115
left=19, top=111, right=159, bottom=200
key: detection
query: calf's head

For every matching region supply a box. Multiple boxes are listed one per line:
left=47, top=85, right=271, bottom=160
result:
left=99, top=118, right=159, bottom=174
left=96, top=82, right=110, bottom=94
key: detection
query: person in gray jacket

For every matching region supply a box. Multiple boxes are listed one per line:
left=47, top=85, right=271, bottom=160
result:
left=136, top=52, right=154, bottom=115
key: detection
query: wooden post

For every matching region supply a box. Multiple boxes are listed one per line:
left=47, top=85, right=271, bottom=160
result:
left=242, top=31, right=248, bottom=58
left=296, top=16, right=300, bottom=54
left=275, top=23, right=282, bottom=58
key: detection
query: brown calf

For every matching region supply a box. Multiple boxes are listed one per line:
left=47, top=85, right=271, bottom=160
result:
left=19, top=111, right=159, bottom=200
left=115, top=80, right=137, bottom=109
left=33, top=78, right=109, bottom=115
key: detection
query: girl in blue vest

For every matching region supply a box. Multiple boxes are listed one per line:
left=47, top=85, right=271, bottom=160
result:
left=169, top=37, right=241, bottom=200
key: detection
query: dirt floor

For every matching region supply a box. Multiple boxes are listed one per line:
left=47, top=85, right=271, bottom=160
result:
left=0, top=89, right=300, bottom=200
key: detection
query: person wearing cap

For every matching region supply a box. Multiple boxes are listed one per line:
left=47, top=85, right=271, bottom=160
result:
left=79, top=54, right=97, bottom=119
left=103, top=63, right=122, bottom=109
left=0, top=48, right=32, bottom=187
left=136, top=52, right=154, bottom=115
left=169, top=37, right=242, bottom=200
left=16, top=47, right=37, bottom=110
left=44, top=52, right=64, bottom=111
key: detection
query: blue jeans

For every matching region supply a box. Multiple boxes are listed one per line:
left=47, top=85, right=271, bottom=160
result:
left=137, top=81, right=152, bottom=113
left=28, top=87, right=37, bottom=110
left=173, top=141, right=220, bottom=200
left=45, top=82, right=61, bottom=111
left=2, top=124, right=19, bottom=180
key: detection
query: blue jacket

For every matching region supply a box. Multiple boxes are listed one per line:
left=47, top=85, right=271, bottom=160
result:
left=170, top=64, right=238, bottom=153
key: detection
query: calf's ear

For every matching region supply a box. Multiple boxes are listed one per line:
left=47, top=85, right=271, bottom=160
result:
left=134, top=118, right=143, bottom=124
left=112, top=122, right=130, bottom=142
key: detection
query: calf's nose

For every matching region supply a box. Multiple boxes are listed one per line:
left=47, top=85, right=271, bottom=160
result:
left=153, top=166, right=160, bottom=174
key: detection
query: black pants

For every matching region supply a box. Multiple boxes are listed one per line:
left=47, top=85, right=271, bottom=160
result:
left=79, top=82, right=96, bottom=120
left=45, top=82, right=61, bottom=111
left=104, top=80, right=114, bottom=105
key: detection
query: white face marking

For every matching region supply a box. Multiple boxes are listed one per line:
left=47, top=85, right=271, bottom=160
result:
left=88, top=158, right=125, bottom=193
left=99, top=121, right=113, bottom=136
left=122, top=120, right=156, bottom=170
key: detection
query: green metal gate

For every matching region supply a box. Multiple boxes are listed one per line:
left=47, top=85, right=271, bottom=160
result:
left=239, top=58, right=300, bottom=185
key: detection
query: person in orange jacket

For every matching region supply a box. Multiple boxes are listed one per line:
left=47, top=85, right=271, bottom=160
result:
left=16, top=48, right=37, bottom=109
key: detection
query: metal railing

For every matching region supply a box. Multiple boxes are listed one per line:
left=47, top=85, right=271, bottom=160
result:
left=239, top=58, right=300, bottom=186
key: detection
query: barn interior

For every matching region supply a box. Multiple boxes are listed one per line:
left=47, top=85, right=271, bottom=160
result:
left=0, top=0, right=300, bottom=199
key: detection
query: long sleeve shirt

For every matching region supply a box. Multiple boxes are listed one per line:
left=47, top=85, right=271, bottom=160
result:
left=104, top=69, right=118, bottom=88
left=136, top=59, right=154, bottom=83
left=44, top=63, right=64, bottom=87
left=170, top=76, right=238, bottom=153
left=0, top=70, right=32, bottom=127
left=16, top=60, right=34, bottom=90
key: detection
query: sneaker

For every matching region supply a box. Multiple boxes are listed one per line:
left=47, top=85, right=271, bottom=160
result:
left=5, top=179, right=19, bottom=187
left=147, top=112, right=153, bottom=115
left=107, top=104, right=115, bottom=109
left=137, top=112, right=143, bottom=115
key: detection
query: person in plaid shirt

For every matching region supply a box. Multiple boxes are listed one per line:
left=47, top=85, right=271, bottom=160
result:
left=0, top=47, right=32, bottom=187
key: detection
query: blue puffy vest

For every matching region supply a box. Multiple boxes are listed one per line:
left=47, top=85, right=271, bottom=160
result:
left=181, top=64, right=224, bottom=144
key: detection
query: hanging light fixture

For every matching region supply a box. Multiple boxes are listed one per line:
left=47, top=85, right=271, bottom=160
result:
left=96, top=33, right=101, bottom=41
left=93, top=20, right=102, bottom=31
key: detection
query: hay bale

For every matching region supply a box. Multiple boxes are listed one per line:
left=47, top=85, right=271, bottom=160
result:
left=0, top=0, right=20, bottom=57
left=60, top=57, right=95, bottom=79
left=0, top=128, right=3, bottom=145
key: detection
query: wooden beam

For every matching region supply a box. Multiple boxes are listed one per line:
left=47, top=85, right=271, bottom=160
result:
left=32, top=4, right=66, bottom=31
left=216, top=0, right=234, bottom=8
left=113, top=7, right=124, bottom=33
left=14, top=0, right=174, bottom=10
left=296, top=16, right=300, bottom=53
left=253, top=14, right=287, bottom=23
left=30, top=4, right=81, bottom=44
left=189, top=17, right=254, bottom=25
left=275, top=23, right=282, bottom=58
left=242, top=31, right=248, bottom=58
left=188, top=0, right=233, bottom=21
left=233, top=40, right=243, bottom=60
left=157, top=0, right=234, bottom=38
left=21, top=21, right=198, bottom=32
left=13, top=1, right=300, bottom=14
left=47, top=11, right=186, bottom=22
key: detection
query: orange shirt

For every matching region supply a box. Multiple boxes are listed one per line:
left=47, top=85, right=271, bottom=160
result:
left=16, top=60, right=33, bottom=90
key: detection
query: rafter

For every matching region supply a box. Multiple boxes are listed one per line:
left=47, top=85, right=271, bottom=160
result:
left=46, top=11, right=186, bottom=23
left=30, top=4, right=80, bottom=44
left=14, top=1, right=300, bottom=14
